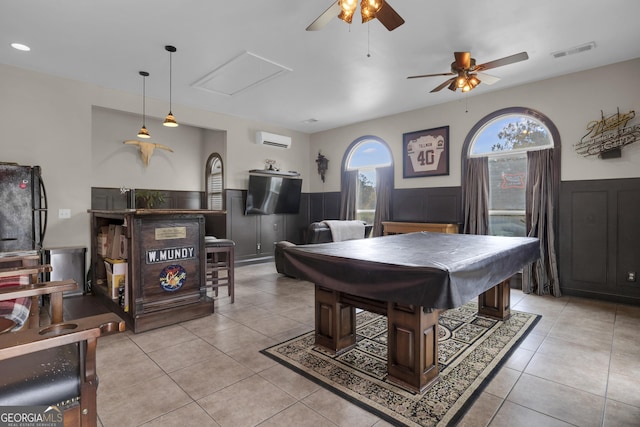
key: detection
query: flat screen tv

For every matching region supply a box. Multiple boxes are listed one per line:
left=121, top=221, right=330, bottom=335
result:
left=245, top=174, right=302, bottom=215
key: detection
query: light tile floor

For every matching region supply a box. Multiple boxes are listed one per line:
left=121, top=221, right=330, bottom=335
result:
left=94, top=263, right=640, bottom=426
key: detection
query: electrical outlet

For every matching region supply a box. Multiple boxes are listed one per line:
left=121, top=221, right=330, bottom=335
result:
left=627, top=272, right=637, bottom=282
left=58, top=208, right=71, bottom=219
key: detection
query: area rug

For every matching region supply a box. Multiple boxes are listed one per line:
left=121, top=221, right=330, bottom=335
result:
left=261, top=302, right=540, bottom=427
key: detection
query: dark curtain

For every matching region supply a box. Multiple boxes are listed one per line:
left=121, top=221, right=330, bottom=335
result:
left=340, top=169, right=358, bottom=220
left=372, top=166, right=393, bottom=237
left=523, top=149, right=561, bottom=296
left=463, top=157, right=489, bottom=235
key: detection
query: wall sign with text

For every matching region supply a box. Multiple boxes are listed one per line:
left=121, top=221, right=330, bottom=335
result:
left=574, top=108, right=640, bottom=158
left=403, top=126, right=450, bottom=178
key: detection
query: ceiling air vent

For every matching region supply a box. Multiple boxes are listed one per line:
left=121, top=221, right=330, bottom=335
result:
left=552, top=42, right=596, bottom=59
left=255, top=131, right=291, bottom=149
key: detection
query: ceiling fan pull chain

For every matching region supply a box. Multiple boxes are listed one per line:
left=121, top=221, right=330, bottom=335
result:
left=367, top=23, right=371, bottom=57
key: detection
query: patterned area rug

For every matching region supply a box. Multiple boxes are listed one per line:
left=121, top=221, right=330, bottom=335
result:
left=261, top=302, right=540, bottom=427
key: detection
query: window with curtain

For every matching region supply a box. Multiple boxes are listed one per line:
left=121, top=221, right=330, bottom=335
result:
left=343, top=138, right=392, bottom=224
left=205, top=153, right=224, bottom=210
left=463, top=107, right=562, bottom=296
left=468, top=113, right=554, bottom=236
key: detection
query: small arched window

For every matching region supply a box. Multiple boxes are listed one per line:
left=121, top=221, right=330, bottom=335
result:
left=205, top=153, right=224, bottom=210
left=343, top=137, right=392, bottom=224
left=466, top=108, right=557, bottom=236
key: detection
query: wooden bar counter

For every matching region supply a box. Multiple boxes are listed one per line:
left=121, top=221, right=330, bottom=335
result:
left=382, top=221, right=459, bottom=235
left=89, top=210, right=216, bottom=333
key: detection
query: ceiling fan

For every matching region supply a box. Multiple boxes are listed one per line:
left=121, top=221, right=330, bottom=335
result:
left=306, top=0, right=405, bottom=31
left=407, top=51, right=529, bottom=93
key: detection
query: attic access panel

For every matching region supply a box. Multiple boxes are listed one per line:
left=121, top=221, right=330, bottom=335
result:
left=192, top=51, right=292, bottom=97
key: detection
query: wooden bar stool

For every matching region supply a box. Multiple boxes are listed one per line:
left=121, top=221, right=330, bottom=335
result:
left=204, top=237, right=235, bottom=303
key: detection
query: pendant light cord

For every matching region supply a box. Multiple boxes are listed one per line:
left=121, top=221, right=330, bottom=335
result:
left=163, top=45, right=178, bottom=126
left=137, top=70, right=150, bottom=138
left=168, top=51, right=172, bottom=111
left=142, top=74, right=146, bottom=126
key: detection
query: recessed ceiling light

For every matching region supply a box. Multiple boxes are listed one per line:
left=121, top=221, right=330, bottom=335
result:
left=302, top=118, right=318, bottom=124
left=11, top=43, right=31, bottom=51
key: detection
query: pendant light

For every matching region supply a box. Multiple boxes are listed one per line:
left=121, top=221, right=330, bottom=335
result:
left=137, top=71, right=151, bottom=138
left=163, top=45, right=178, bottom=127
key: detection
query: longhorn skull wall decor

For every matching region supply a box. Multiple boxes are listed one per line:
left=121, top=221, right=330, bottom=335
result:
left=123, top=140, right=174, bottom=167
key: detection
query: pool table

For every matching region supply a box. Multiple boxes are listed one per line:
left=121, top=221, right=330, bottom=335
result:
left=283, top=232, right=539, bottom=393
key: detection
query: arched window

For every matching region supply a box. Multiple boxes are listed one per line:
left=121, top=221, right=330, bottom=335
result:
left=465, top=108, right=557, bottom=236
left=343, top=137, right=393, bottom=224
left=205, top=153, right=224, bottom=210
left=463, top=107, right=561, bottom=295
left=468, top=110, right=554, bottom=236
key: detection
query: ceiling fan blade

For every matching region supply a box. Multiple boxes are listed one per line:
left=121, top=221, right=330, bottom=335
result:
left=407, top=72, right=454, bottom=79
left=476, top=72, right=500, bottom=85
left=306, top=1, right=341, bottom=31
left=430, top=78, right=456, bottom=93
left=376, top=2, right=405, bottom=31
left=475, top=51, right=529, bottom=72
left=454, top=52, right=471, bottom=70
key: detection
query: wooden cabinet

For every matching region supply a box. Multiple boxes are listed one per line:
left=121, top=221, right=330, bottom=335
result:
left=89, top=210, right=214, bottom=333
left=382, top=221, right=459, bottom=235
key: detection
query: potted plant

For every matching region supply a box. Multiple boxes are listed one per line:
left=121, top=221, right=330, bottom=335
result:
left=135, top=190, right=165, bottom=209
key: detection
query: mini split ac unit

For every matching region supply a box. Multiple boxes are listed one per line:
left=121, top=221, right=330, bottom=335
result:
left=255, top=131, right=291, bottom=149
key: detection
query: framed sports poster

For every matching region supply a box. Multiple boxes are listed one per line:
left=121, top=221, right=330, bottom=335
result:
left=402, top=126, right=449, bottom=178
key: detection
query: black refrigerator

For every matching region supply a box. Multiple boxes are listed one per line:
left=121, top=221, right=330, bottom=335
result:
left=0, top=163, right=48, bottom=256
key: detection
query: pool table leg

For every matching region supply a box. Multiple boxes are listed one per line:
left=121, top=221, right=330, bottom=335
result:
left=314, top=285, right=356, bottom=353
left=478, top=279, right=511, bottom=320
left=386, top=303, right=440, bottom=393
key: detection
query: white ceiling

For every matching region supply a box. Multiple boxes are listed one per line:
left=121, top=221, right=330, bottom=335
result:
left=2, top=1, right=639, bottom=133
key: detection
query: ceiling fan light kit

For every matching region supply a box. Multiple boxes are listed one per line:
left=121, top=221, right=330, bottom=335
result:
left=337, top=0, right=383, bottom=24
left=360, top=0, right=384, bottom=23
left=468, top=74, right=480, bottom=88
left=308, top=0, right=404, bottom=31
left=338, top=0, right=357, bottom=23
left=454, top=73, right=481, bottom=92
